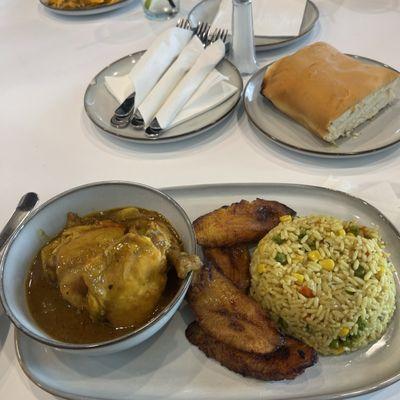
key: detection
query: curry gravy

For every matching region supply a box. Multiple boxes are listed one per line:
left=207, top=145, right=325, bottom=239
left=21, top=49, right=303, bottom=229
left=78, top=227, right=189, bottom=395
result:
left=25, top=207, right=182, bottom=344
left=26, top=257, right=181, bottom=344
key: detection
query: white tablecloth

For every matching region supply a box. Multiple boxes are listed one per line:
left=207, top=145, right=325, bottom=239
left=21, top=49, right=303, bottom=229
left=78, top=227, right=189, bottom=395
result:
left=1, top=0, right=400, bottom=398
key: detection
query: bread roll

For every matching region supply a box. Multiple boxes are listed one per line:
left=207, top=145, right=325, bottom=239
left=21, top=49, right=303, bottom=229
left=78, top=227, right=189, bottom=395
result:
left=262, top=42, right=399, bottom=142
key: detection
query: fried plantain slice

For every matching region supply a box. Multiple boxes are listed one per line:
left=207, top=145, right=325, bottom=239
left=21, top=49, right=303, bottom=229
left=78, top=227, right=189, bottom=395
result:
left=187, top=264, right=283, bottom=355
left=203, top=246, right=250, bottom=292
left=193, top=199, right=296, bottom=247
left=186, top=322, right=318, bottom=381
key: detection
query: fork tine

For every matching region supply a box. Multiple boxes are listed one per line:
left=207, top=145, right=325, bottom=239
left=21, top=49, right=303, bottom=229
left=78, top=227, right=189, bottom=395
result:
left=215, top=28, right=222, bottom=42
left=196, top=21, right=208, bottom=44
left=222, top=29, right=228, bottom=43
left=196, top=21, right=205, bottom=36
left=177, top=18, right=192, bottom=30
left=210, top=28, right=219, bottom=43
left=202, top=23, right=211, bottom=43
left=214, top=28, right=227, bottom=43
left=206, top=28, right=214, bottom=45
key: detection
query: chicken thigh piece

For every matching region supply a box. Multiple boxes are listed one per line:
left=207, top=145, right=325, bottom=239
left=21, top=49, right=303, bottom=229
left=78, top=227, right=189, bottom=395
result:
left=40, top=220, right=125, bottom=311
left=40, top=208, right=202, bottom=329
left=87, top=232, right=168, bottom=327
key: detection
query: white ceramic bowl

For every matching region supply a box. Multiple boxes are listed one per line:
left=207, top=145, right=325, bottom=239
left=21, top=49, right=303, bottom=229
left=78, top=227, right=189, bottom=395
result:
left=0, top=181, right=196, bottom=355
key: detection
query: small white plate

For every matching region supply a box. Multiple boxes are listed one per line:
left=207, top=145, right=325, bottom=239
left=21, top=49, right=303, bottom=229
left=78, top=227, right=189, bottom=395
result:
left=84, top=51, right=243, bottom=143
left=188, top=0, right=319, bottom=52
left=244, top=55, right=400, bottom=158
left=15, top=183, right=400, bottom=400
left=39, top=0, right=134, bottom=16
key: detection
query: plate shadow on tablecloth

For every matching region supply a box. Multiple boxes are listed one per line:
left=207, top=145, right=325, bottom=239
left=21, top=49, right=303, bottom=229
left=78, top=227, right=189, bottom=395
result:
left=238, top=102, right=400, bottom=172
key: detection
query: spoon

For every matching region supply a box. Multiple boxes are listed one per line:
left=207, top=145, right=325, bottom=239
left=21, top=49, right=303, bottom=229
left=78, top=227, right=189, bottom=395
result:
left=0, top=192, right=39, bottom=250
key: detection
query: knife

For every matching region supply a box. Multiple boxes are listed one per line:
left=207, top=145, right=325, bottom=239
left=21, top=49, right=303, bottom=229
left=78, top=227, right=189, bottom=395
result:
left=0, top=192, right=39, bottom=250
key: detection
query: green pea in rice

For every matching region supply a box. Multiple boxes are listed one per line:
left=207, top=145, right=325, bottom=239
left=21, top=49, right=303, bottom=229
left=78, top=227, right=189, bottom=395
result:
left=250, top=215, right=396, bottom=355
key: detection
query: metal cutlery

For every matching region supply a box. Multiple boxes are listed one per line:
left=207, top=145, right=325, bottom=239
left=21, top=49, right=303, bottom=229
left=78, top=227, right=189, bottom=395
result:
left=196, top=21, right=211, bottom=44
left=110, top=19, right=228, bottom=136
left=130, top=21, right=212, bottom=131
left=145, top=27, right=229, bottom=139
left=0, top=192, right=39, bottom=251
left=110, top=19, right=197, bottom=129
left=176, top=17, right=191, bottom=30
left=113, top=92, right=136, bottom=118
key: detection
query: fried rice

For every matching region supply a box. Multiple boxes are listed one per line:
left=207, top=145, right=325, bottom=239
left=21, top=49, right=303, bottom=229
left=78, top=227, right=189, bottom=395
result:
left=250, top=215, right=397, bottom=355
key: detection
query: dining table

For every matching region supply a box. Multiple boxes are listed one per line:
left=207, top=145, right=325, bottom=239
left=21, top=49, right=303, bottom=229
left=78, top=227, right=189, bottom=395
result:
left=1, top=0, right=400, bottom=399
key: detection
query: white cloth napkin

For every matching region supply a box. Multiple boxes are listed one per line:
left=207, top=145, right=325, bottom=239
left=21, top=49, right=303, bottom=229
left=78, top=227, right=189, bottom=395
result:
left=138, top=36, right=204, bottom=127
left=104, top=27, right=192, bottom=107
left=155, top=40, right=226, bottom=129
left=168, top=69, right=238, bottom=129
left=213, top=0, right=307, bottom=37
left=323, top=177, right=400, bottom=229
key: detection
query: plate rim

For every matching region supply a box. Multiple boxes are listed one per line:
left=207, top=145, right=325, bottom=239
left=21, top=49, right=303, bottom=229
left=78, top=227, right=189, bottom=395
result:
left=243, top=55, right=400, bottom=158
left=83, top=51, right=243, bottom=143
left=188, top=0, right=320, bottom=50
left=13, top=182, right=400, bottom=400
left=39, top=0, right=132, bottom=13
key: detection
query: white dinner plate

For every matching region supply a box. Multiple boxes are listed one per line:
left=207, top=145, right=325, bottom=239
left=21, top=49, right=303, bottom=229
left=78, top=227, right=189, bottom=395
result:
left=188, top=0, right=319, bottom=51
left=39, top=0, right=134, bottom=16
left=15, top=183, right=400, bottom=400
left=84, top=51, right=243, bottom=143
left=244, top=56, right=400, bottom=158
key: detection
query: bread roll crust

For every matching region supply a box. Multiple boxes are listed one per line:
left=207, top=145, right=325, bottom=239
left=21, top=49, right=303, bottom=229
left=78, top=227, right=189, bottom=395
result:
left=262, top=42, right=399, bottom=140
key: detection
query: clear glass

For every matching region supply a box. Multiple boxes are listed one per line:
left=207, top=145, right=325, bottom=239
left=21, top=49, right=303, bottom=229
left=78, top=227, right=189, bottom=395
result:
left=142, top=0, right=180, bottom=20
left=230, top=0, right=258, bottom=75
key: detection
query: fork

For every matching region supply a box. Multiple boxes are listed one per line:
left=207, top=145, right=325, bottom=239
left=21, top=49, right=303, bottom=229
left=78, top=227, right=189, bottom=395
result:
left=176, top=17, right=191, bottom=30
left=207, top=27, right=228, bottom=45
left=176, top=18, right=216, bottom=45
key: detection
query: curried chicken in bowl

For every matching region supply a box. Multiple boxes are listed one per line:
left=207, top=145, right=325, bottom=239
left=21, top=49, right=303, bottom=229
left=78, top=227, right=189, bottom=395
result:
left=0, top=182, right=200, bottom=355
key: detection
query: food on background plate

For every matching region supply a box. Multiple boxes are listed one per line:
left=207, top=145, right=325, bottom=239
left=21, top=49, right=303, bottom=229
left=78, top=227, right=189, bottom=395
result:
left=46, top=0, right=120, bottom=9
left=250, top=215, right=396, bottom=355
left=186, top=322, right=317, bottom=381
left=27, top=207, right=201, bottom=344
left=261, top=42, right=400, bottom=143
left=193, top=198, right=296, bottom=247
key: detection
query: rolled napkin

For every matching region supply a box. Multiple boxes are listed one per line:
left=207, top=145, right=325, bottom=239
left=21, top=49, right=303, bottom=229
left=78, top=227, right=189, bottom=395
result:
left=168, top=69, right=238, bottom=129
left=104, top=27, right=193, bottom=107
left=138, top=36, right=204, bottom=127
left=154, top=40, right=226, bottom=130
left=213, top=0, right=307, bottom=37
